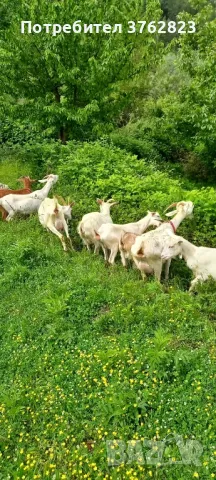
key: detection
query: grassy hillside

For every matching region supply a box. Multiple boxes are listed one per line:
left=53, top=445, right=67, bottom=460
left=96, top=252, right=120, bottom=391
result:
left=0, top=148, right=215, bottom=480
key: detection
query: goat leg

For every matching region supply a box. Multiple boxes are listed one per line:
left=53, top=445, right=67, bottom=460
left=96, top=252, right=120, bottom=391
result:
left=67, top=236, right=74, bottom=251
left=164, top=259, right=171, bottom=281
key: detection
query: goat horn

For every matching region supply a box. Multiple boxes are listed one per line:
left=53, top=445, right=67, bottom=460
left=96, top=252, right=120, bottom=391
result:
left=55, top=195, right=67, bottom=205
left=164, top=202, right=178, bottom=213
left=107, top=198, right=115, bottom=203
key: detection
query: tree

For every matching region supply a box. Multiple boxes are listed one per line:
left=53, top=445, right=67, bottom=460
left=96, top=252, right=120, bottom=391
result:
left=0, top=0, right=162, bottom=142
left=171, top=0, right=216, bottom=174
left=109, top=0, right=216, bottom=181
left=160, top=0, right=195, bottom=20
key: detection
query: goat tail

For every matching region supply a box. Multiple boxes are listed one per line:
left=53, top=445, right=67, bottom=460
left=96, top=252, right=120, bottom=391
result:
left=131, top=236, right=145, bottom=258
left=119, top=239, right=123, bottom=250
left=94, top=230, right=100, bottom=240
left=77, top=221, right=84, bottom=237
left=132, top=244, right=145, bottom=258
left=119, top=233, right=125, bottom=251
left=0, top=199, right=9, bottom=220
left=0, top=205, right=8, bottom=220
left=53, top=196, right=59, bottom=215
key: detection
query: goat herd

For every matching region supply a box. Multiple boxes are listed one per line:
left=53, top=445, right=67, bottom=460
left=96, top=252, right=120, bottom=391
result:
left=0, top=174, right=215, bottom=292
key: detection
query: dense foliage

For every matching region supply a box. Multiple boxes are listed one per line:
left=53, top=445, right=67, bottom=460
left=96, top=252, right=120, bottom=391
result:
left=0, top=0, right=162, bottom=142
left=112, top=0, right=216, bottom=181
left=1, top=0, right=216, bottom=179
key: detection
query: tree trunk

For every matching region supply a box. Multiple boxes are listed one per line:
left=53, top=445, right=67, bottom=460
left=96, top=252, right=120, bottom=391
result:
left=59, top=127, right=66, bottom=144
left=54, top=87, right=67, bottom=144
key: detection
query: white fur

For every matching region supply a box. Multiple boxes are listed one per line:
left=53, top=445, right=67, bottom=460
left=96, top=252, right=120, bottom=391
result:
left=97, top=211, right=162, bottom=265
left=0, top=174, right=58, bottom=221
left=161, top=234, right=216, bottom=291
left=77, top=199, right=118, bottom=257
left=38, top=197, right=72, bottom=251
left=131, top=201, right=194, bottom=281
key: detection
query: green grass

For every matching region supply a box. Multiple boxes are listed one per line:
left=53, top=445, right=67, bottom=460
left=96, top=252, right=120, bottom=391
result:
left=0, top=157, right=32, bottom=189
left=0, top=160, right=215, bottom=480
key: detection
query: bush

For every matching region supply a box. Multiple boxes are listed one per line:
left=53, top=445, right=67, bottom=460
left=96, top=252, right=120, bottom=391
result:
left=56, top=141, right=186, bottom=225
left=1, top=140, right=216, bottom=249
left=57, top=141, right=216, bottom=248
left=110, top=132, right=161, bottom=162
left=180, top=151, right=210, bottom=182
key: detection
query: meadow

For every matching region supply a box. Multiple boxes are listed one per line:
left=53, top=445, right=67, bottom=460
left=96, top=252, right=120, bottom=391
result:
left=0, top=143, right=215, bottom=480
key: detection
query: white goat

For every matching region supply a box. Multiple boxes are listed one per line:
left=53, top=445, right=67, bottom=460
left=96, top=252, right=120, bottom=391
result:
left=96, top=211, right=162, bottom=265
left=161, top=234, right=216, bottom=291
left=0, top=174, right=58, bottom=221
left=38, top=196, right=74, bottom=251
left=54, top=196, right=73, bottom=232
left=77, top=198, right=118, bottom=256
left=131, top=201, right=194, bottom=281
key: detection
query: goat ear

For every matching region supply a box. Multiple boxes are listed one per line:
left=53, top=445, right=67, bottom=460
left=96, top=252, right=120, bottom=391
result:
left=69, top=202, right=75, bottom=207
left=165, top=209, right=177, bottom=217
left=171, top=238, right=183, bottom=247
left=38, top=179, right=47, bottom=183
left=96, top=198, right=103, bottom=205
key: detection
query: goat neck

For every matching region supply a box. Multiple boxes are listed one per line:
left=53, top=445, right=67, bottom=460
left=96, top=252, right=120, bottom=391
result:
left=181, top=239, right=197, bottom=262
left=40, top=178, right=56, bottom=197
left=170, top=210, right=190, bottom=232
left=99, top=204, right=111, bottom=215
left=22, top=178, right=32, bottom=189
left=136, top=213, right=153, bottom=234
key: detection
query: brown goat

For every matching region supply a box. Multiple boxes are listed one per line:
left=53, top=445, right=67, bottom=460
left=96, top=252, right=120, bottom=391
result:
left=0, top=176, right=36, bottom=220
left=119, top=232, right=153, bottom=279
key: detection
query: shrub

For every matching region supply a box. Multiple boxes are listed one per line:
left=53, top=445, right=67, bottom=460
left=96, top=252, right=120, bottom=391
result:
left=110, top=132, right=161, bottom=162
left=57, top=141, right=216, bottom=248
left=57, top=141, right=184, bottom=222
